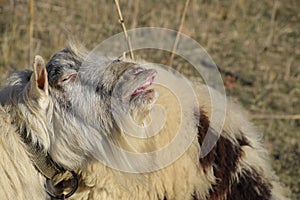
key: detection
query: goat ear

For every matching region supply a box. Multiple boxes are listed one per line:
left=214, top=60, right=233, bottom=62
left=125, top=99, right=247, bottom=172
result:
left=31, top=55, right=49, bottom=96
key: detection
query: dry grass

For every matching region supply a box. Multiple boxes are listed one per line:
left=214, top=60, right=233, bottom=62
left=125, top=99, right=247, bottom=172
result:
left=0, top=0, right=299, bottom=199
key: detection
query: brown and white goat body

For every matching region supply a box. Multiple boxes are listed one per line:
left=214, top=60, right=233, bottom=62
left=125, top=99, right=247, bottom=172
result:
left=45, top=48, right=288, bottom=200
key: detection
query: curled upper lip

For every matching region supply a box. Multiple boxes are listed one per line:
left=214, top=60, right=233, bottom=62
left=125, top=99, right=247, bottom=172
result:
left=131, top=69, right=157, bottom=97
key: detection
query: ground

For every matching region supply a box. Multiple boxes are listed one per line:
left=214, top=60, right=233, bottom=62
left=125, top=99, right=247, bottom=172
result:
left=0, top=0, right=299, bottom=199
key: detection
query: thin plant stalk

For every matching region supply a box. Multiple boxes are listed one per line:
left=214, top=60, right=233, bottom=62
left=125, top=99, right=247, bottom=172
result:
left=114, top=0, right=134, bottom=60
left=29, top=0, right=34, bottom=66
left=168, top=0, right=190, bottom=67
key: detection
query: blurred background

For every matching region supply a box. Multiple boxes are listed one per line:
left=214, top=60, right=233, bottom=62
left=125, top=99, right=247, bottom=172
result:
left=0, top=0, right=299, bottom=199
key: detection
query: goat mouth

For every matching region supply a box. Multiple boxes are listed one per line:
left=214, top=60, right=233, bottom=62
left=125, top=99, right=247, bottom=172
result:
left=131, top=70, right=157, bottom=98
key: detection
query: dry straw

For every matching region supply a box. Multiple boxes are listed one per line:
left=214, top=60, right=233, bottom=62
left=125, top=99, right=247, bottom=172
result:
left=29, top=0, right=34, bottom=66
left=114, top=0, right=135, bottom=60
left=168, top=0, right=190, bottom=67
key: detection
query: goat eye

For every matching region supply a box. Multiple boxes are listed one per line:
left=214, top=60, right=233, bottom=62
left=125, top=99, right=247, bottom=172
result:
left=61, top=73, right=78, bottom=83
left=62, top=76, right=70, bottom=82
left=62, top=77, right=70, bottom=82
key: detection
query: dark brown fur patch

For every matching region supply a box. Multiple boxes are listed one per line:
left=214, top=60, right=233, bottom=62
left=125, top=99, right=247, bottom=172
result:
left=197, top=109, right=242, bottom=178
left=196, top=108, right=272, bottom=199
left=205, top=134, right=242, bottom=199
left=196, top=108, right=246, bottom=199
left=227, top=169, right=272, bottom=200
left=196, top=109, right=211, bottom=171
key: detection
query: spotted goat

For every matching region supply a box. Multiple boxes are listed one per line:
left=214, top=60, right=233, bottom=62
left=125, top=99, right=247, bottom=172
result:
left=44, top=47, right=289, bottom=200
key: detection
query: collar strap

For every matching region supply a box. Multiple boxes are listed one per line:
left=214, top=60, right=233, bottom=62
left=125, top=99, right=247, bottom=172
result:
left=18, top=127, right=79, bottom=199
left=26, top=138, right=65, bottom=180
left=21, top=128, right=65, bottom=180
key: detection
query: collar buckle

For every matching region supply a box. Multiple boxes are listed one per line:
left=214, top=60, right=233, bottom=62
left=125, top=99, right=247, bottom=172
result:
left=45, top=170, right=79, bottom=199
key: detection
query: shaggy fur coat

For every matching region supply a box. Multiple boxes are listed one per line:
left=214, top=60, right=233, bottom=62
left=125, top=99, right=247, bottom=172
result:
left=43, top=47, right=289, bottom=200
